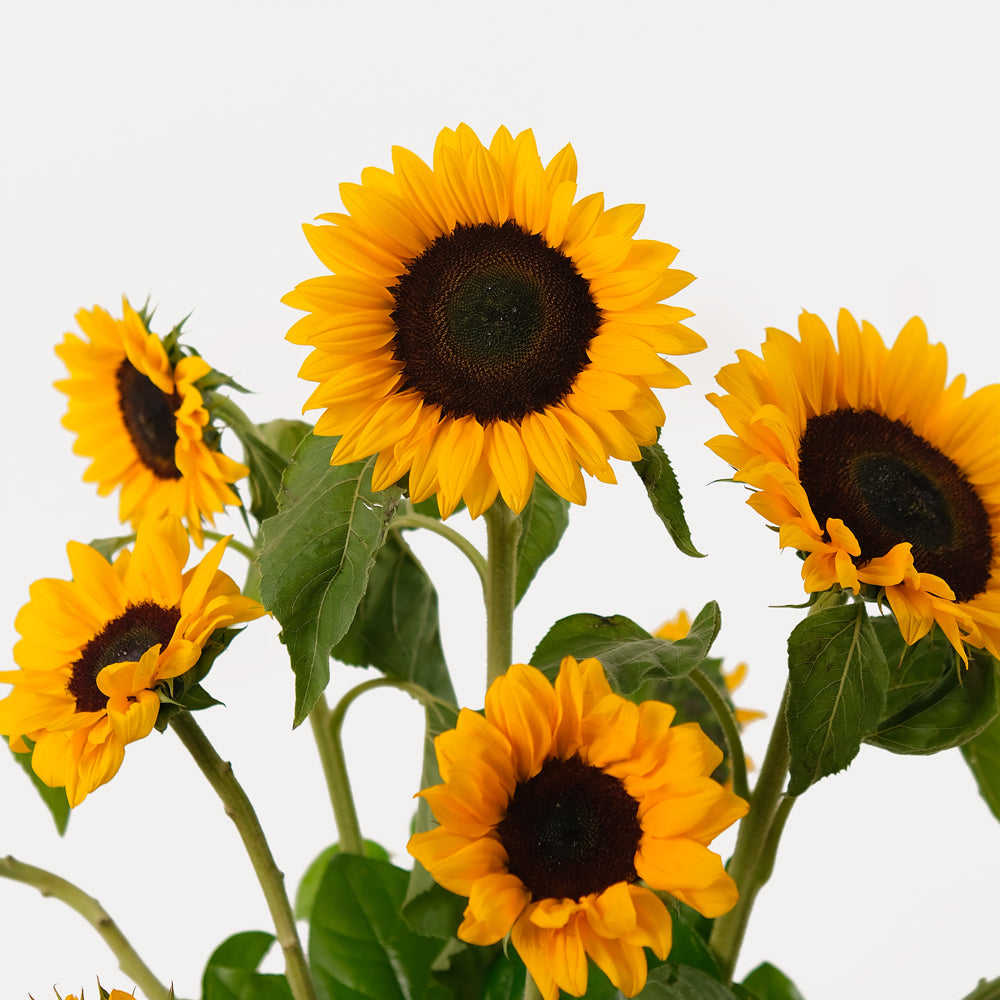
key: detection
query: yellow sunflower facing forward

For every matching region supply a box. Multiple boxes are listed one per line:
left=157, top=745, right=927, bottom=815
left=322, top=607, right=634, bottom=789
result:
left=284, top=124, right=703, bottom=517
left=707, top=309, right=1000, bottom=662
left=408, top=656, right=747, bottom=999
left=0, top=517, right=265, bottom=806
left=56, top=298, right=248, bottom=545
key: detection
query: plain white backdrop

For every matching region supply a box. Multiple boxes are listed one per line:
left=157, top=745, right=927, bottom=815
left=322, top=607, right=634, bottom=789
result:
left=2, top=2, right=998, bottom=998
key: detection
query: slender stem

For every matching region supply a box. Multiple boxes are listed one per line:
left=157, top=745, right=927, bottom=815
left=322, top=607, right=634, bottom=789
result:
left=309, top=693, right=364, bottom=856
left=689, top=668, right=750, bottom=802
left=169, top=712, right=317, bottom=1000
left=210, top=392, right=269, bottom=446
left=961, top=976, right=1000, bottom=1000
left=0, top=855, right=169, bottom=1000
left=202, top=529, right=257, bottom=562
left=484, top=500, right=521, bottom=686
left=522, top=973, right=543, bottom=1000
left=392, top=513, right=488, bottom=587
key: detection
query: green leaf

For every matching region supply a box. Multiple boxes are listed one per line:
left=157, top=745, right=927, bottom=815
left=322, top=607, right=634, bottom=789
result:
left=295, top=841, right=391, bottom=921
left=961, top=700, right=1000, bottom=822
left=632, top=442, right=705, bottom=558
left=205, top=930, right=276, bottom=974
left=86, top=533, right=136, bottom=562
left=309, top=853, right=449, bottom=1000
left=4, top=736, right=70, bottom=835
left=636, top=964, right=743, bottom=999
left=331, top=532, right=456, bottom=704
left=530, top=602, right=722, bottom=695
left=258, top=435, right=404, bottom=726
left=786, top=603, right=889, bottom=796
left=228, top=417, right=313, bottom=524
left=514, top=480, right=570, bottom=604
left=865, top=621, right=999, bottom=754
left=202, top=930, right=293, bottom=1000
left=741, top=962, right=807, bottom=1000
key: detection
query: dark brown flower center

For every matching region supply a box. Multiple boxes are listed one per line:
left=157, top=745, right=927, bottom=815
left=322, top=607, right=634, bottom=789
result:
left=68, top=601, right=181, bottom=713
left=798, top=408, right=993, bottom=602
left=389, top=221, right=601, bottom=423
left=496, top=754, right=641, bottom=901
left=116, top=359, right=182, bottom=479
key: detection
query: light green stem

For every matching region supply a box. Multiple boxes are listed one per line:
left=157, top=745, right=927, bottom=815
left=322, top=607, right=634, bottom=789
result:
left=522, top=973, right=543, bottom=1000
left=169, top=712, right=317, bottom=1000
left=0, top=855, right=170, bottom=999
left=689, top=667, right=750, bottom=803
left=484, top=500, right=521, bottom=686
left=309, top=692, right=365, bottom=856
left=392, top=513, right=488, bottom=587
left=202, top=528, right=257, bottom=562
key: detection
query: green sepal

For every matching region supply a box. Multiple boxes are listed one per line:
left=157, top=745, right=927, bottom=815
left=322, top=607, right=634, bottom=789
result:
left=227, top=417, right=313, bottom=524
left=632, top=441, right=705, bottom=558
left=201, top=930, right=293, bottom=1000
left=258, top=435, right=404, bottom=726
left=530, top=602, right=722, bottom=695
left=786, top=602, right=889, bottom=796
left=514, top=479, right=570, bottom=604
left=295, top=840, right=391, bottom=921
left=740, top=962, right=807, bottom=1000
left=865, top=621, right=999, bottom=754
left=4, top=735, right=70, bottom=835
left=308, top=853, right=452, bottom=1000
left=961, top=700, right=1000, bottom=822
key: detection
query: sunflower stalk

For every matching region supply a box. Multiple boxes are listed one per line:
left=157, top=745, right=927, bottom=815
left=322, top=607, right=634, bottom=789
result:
left=485, top=500, right=522, bottom=686
left=689, top=667, right=750, bottom=802
left=0, top=855, right=170, bottom=1000
left=169, top=711, right=318, bottom=1000
left=310, top=690, right=365, bottom=855
left=392, top=512, right=488, bottom=587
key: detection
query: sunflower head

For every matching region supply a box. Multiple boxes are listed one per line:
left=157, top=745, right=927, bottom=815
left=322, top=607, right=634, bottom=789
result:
left=55, top=297, right=249, bottom=546
left=0, top=517, right=265, bottom=806
left=706, top=308, right=1000, bottom=663
left=284, top=124, right=704, bottom=518
left=408, top=655, right=747, bottom=999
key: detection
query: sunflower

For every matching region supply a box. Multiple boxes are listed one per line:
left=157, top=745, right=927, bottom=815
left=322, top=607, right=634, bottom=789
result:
left=408, top=656, right=747, bottom=999
left=0, top=517, right=265, bottom=806
left=284, top=124, right=703, bottom=517
left=55, top=298, right=248, bottom=546
left=707, top=308, right=1000, bottom=663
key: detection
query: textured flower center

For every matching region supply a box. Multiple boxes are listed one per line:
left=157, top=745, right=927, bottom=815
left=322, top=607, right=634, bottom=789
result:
left=389, top=221, right=601, bottom=422
left=497, top=755, right=641, bottom=901
left=798, top=408, right=993, bottom=601
left=68, top=601, right=181, bottom=713
left=116, top=359, right=182, bottom=479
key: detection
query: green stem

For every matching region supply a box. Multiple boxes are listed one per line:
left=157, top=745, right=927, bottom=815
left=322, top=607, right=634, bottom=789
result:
left=522, top=973, right=543, bottom=1000
left=961, top=976, right=1000, bottom=1000
left=392, top=513, right=488, bottom=587
left=309, top=692, right=364, bottom=856
left=0, top=855, right=170, bottom=1000
left=211, top=392, right=269, bottom=446
left=202, top=529, right=257, bottom=562
left=689, top=667, right=750, bottom=802
left=484, top=500, right=521, bottom=686
left=169, top=712, right=318, bottom=1000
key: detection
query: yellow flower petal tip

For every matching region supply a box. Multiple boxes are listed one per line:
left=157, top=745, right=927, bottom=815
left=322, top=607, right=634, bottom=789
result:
left=286, top=125, right=701, bottom=517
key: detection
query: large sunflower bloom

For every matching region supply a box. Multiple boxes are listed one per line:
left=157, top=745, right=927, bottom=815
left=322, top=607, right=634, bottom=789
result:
left=0, top=517, right=265, bottom=806
left=408, top=656, right=747, bottom=999
left=284, top=124, right=703, bottom=517
left=56, top=298, right=248, bottom=546
left=707, top=309, right=1000, bottom=662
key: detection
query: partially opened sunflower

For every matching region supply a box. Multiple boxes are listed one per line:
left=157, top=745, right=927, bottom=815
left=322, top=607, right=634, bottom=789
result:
left=707, top=308, right=1000, bottom=662
left=408, top=655, right=747, bottom=999
left=285, top=124, right=703, bottom=517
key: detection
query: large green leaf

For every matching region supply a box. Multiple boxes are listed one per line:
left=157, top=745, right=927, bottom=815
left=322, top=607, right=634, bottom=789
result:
left=514, top=480, right=570, bottom=604
left=741, top=962, right=807, bottom=1000
left=202, top=930, right=293, bottom=1000
left=296, top=841, right=391, bottom=922
left=961, top=702, right=1000, bottom=822
left=865, top=621, right=999, bottom=754
left=786, top=603, right=889, bottom=796
left=309, top=853, right=449, bottom=1000
left=632, top=442, right=705, bottom=558
left=258, top=435, right=403, bottom=726
left=4, top=736, right=70, bottom=835
left=530, top=602, right=721, bottom=695
left=632, top=964, right=743, bottom=999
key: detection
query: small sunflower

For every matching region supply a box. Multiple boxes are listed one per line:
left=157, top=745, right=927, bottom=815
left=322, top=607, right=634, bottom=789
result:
left=284, top=124, right=703, bottom=517
left=56, top=298, right=248, bottom=546
left=707, top=309, right=1000, bottom=663
left=0, top=517, right=265, bottom=806
left=408, top=656, right=747, bottom=999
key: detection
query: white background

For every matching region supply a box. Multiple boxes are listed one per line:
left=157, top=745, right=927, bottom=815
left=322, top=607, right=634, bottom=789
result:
left=2, top=2, right=999, bottom=998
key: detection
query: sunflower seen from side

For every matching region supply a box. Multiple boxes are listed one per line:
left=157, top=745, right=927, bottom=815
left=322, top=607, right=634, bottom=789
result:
left=408, top=656, right=747, bottom=999
left=56, top=298, right=248, bottom=546
left=284, top=124, right=703, bottom=517
left=0, top=517, right=265, bottom=806
left=707, top=308, right=1000, bottom=663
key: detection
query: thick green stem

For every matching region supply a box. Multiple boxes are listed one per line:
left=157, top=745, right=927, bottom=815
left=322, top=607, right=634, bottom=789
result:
left=392, top=513, right=488, bottom=587
left=0, top=855, right=170, bottom=999
left=689, top=667, right=750, bottom=803
left=310, top=692, right=365, bottom=856
left=484, top=500, right=521, bottom=686
left=169, top=712, right=317, bottom=1000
